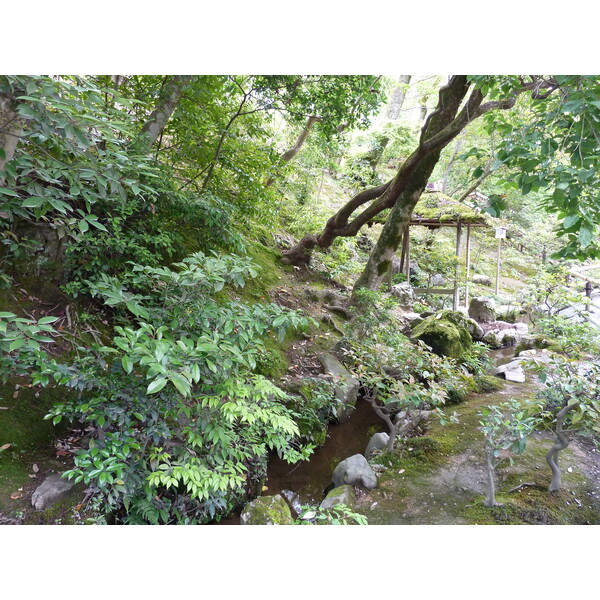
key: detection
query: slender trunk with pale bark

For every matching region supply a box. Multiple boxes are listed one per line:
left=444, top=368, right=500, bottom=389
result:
left=387, top=75, right=412, bottom=120
left=0, top=92, right=23, bottom=186
left=266, top=115, right=321, bottom=187
left=136, top=75, right=193, bottom=149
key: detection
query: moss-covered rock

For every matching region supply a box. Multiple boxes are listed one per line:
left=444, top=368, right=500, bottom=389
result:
left=473, top=374, right=505, bottom=393
left=410, top=310, right=473, bottom=359
left=239, top=494, right=293, bottom=525
left=319, top=485, right=356, bottom=510
left=515, top=334, right=563, bottom=355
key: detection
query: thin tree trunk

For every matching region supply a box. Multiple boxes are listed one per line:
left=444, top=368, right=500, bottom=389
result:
left=364, top=394, right=398, bottom=451
left=387, top=75, right=412, bottom=120
left=136, top=75, right=193, bottom=149
left=484, top=453, right=497, bottom=507
left=547, top=402, right=577, bottom=492
left=442, top=136, right=464, bottom=193
left=281, top=115, right=321, bottom=162
left=0, top=92, right=23, bottom=186
left=265, top=115, right=322, bottom=187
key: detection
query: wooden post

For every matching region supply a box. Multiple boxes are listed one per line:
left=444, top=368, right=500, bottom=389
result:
left=495, top=237, right=502, bottom=295
left=405, top=228, right=411, bottom=282
left=464, top=224, right=472, bottom=308
left=399, top=227, right=408, bottom=273
left=453, top=221, right=462, bottom=310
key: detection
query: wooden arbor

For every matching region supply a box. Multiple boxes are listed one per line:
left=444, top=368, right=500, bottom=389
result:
left=392, top=193, right=492, bottom=310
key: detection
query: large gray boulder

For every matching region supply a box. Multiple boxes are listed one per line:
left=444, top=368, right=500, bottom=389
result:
left=320, top=485, right=356, bottom=510
left=390, top=282, right=416, bottom=306
left=431, top=274, right=446, bottom=287
left=319, top=352, right=359, bottom=422
left=31, top=473, right=75, bottom=511
left=240, top=494, right=294, bottom=525
left=365, top=432, right=390, bottom=457
left=332, top=454, right=377, bottom=490
left=469, top=297, right=497, bottom=324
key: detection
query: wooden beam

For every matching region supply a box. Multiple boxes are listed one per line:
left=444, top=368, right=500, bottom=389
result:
left=414, top=288, right=455, bottom=295
left=568, top=270, right=600, bottom=286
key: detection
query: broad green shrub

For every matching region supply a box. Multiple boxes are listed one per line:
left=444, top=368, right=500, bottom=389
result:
left=28, top=252, right=318, bottom=524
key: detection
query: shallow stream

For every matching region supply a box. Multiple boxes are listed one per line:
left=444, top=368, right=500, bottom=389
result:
left=219, top=346, right=519, bottom=524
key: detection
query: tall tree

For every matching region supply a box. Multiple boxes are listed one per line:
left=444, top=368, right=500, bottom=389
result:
left=387, top=75, right=412, bottom=120
left=282, top=76, right=574, bottom=292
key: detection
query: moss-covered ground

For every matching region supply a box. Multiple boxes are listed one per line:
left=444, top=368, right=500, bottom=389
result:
left=359, top=375, right=600, bottom=525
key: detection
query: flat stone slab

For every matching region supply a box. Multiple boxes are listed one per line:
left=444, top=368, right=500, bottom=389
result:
left=494, top=360, right=526, bottom=383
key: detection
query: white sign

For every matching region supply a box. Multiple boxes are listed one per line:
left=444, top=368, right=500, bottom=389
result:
left=495, top=227, right=507, bottom=239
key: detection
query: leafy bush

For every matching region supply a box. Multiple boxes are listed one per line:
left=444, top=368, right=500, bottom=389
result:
left=39, top=251, right=316, bottom=523
left=296, top=503, right=368, bottom=525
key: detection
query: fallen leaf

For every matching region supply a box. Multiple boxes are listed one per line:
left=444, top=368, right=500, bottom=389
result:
left=398, top=469, right=406, bottom=474
left=32, top=464, right=39, bottom=473
left=10, top=492, right=23, bottom=500
left=12, top=391, right=18, bottom=399
left=0, top=407, right=9, bottom=410
left=55, top=450, right=70, bottom=457
left=75, top=504, right=83, bottom=511
left=262, top=486, right=269, bottom=492
left=0, top=443, right=12, bottom=451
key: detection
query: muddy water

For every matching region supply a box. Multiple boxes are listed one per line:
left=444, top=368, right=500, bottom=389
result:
left=488, top=346, right=517, bottom=367
left=265, top=399, right=386, bottom=506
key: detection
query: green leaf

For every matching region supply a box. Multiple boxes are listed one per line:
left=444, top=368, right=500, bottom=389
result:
left=0, top=188, right=20, bottom=197
left=9, top=338, right=26, bottom=352
left=37, top=316, right=58, bottom=325
left=563, top=215, right=580, bottom=229
left=578, top=227, right=594, bottom=248
left=121, top=355, right=134, bottom=374
left=147, top=378, right=168, bottom=395
left=21, top=197, right=45, bottom=208
left=170, top=374, right=191, bottom=397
